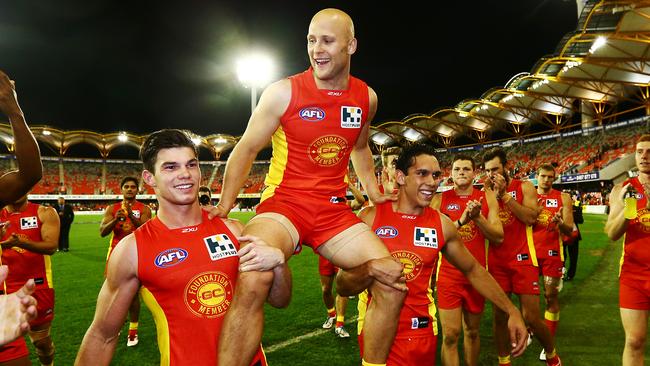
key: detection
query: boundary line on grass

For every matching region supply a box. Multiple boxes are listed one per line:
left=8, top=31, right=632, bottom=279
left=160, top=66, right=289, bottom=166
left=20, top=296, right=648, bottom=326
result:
left=265, top=315, right=359, bottom=354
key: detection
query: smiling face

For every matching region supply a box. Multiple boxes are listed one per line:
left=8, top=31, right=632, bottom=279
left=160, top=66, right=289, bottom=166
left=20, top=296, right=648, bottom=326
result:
left=397, top=154, right=443, bottom=209
left=143, top=147, right=201, bottom=207
left=307, top=9, right=356, bottom=85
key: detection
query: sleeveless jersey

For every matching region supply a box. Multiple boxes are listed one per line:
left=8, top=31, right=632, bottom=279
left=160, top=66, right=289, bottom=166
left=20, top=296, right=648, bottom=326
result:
left=438, top=188, right=489, bottom=284
left=358, top=202, right=446, bottom=337
left=488, top=179, right=537, bottom=267
left=0, top=203, right=53, bottom=292
left=533, top=189, right=564, bottom=261
left=620, top=177, right=650, bottom=281
left=262, top=68, right=370, bottom=200
left=109, top=200, right=146, bottom=250
left=135, top=211, right=264, bottom=366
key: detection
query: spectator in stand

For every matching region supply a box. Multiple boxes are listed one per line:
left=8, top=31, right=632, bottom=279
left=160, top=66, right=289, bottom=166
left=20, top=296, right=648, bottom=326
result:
left=55, top=197, right=74, bottom=252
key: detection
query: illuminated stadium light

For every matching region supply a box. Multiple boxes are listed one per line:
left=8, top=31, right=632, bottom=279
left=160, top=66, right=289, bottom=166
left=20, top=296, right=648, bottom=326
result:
left=502, top=95, right=515, bottom=103
left=403, top=128, right=424, bottom=142
left=370, top=132, right=391, bottom=145
left=531, top=78, right=549, bottom=90
left=3, top=136, right=14, bottom=144
left=458, top=111, right=469, bottom=118
left=118, top=133, right=128, bottom=142
left=191, top=137, right=202, bottom=146
left=589, top=36, right=607, bottom=54
left=213, top=137, right=228, bottom=144
left=43, top=130, right=51, bottom=136
left=236, top=52, right=276, bottom=114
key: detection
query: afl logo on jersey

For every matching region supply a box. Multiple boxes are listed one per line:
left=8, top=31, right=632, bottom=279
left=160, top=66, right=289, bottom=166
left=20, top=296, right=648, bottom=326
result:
left=446, top=203, right=461, bottom=212
left=375, top=226, right=399, bottom=238
left=299, top=107, right=326, bottom=122
left=184, top=271, right=233, bottom=318
left=154, top=248, right=188, bottom=268
left=308, top=135, right=349, bottom=166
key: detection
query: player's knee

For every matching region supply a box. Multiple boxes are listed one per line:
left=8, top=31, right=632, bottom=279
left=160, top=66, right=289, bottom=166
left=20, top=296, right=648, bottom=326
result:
left=442, top=327, right=461, bottom=346
left=625, top=332, right=647, bottom=351
left=464, top=327, right=480, bottom=342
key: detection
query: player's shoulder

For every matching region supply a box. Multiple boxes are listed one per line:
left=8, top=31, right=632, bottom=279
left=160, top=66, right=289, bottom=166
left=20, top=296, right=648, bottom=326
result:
left=38, top=205, right=57, bottom=216
left=220, top=217, right=244, bottom=236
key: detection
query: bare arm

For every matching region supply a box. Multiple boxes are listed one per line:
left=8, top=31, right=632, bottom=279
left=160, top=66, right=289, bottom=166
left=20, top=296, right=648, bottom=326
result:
left=556, top=193, right=574, bottom=236
left=346, top=181, right=366, bottom=211
left=475, top=189, right=504, bottom=244
left=99, top=205, right=118, bottom=237
left=440, top=214, right=527, bottom=357
left=350, top=87, right=390, bottom=204
left=605, top=184, right=629, bottom=241
left=0, top=71, right=42, bottom=206
left=217, top=80, right=291, bottom=215
left=501, top=180, right=538, bottom=226
left=75, top=235, right=140, bottom=366
left=5, top=206, right=59, bottom=255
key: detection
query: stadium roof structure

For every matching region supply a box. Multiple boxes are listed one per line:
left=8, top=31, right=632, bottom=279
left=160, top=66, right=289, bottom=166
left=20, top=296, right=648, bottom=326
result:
left=369, top=0, right=650, bottom=151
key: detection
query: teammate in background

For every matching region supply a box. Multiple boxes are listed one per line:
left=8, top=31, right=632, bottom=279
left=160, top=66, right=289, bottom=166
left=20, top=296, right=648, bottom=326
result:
left=0, top=195, right=60, bottom=366
left=482, top=148, right=561, bottom=366
left=213, top=9, right=407, bottom=366
left=605, top=134, right=650, bottom=366
left=431, top=154, right=503, bottom=366
left=0, top=265, right=37, bottom=347
left=319, top=178, right=366, bottom=338
left=379, top=147, right=400, bottom=195
left=0, top=69, right=43, bottom=346
left=99, top=177, right=152, bottom=347
left=357, top=144, right=526, bottom=365
left=76, top=129, right=289, bottom=366
left=533, top=164, right=574, bottom=361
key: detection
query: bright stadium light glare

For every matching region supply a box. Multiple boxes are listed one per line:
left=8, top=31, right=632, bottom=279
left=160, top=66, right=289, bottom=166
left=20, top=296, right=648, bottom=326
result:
left=213, top=137, right=228, bottom=144
left=118, top=133, right=128, bottom=142
left=589, top=36, right=607, bottom=54
left=191, top=137, right=202, bottom=146
left=3, top=136, right=14, bottom=144
left=43, top=130, right=51, bottom=136
left=236, top=52, right=276, bottom=114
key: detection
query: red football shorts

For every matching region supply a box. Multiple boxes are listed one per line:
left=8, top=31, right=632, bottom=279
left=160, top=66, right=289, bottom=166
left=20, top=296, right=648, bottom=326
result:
left=489, top=263, right=540, bottom=295
left=0, top=337, right=28, bottom=362
left=31, top=288, right=55, bottom=327
left=437, top=281, right=485, bottom=314
left=256, top=188, right=362, bottom=250
left=358, top=332, right=437, bottom=366
left=620, top=277, right=650, bottom=310
left=537, top=257, right=564, bottom=278
left=318, top=255, right=338, bottom=277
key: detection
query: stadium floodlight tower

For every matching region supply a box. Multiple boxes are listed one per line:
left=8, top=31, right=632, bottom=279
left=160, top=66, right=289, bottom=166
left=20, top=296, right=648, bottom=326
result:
left=236, top=52, right=275, bottom=115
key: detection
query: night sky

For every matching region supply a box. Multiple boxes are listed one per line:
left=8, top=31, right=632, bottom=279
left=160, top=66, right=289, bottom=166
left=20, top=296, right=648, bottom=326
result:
left=1, top=0, right=578, bottom=138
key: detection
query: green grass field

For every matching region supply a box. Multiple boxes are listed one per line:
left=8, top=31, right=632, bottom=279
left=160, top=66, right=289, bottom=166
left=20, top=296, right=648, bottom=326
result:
left=19, top=213, right=648, bottom=365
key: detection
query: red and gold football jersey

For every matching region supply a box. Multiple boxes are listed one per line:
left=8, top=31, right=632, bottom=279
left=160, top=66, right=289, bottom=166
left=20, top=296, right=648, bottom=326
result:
left=135, top=211, right=265, bottom=366
left=438, top=188, right=489, bottom=284
left=488, top=179, right=538, bottom=267
left=533, top=189, right=564, bottom=261
left=620, top=177, right=650, bottom=281
left=358, top=202, right=446, bottom=337
left=262, top=68, right=369, bottom=200
left=108, top=200, right=147, bottom=253
left=0, top=203, right=53, bottom=292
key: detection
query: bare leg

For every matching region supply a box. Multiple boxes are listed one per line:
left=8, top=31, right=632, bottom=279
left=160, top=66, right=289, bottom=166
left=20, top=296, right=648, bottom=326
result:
left=335, top=295, right=348, bottom=320
left=217, top=218, right=294, bottom=366
left=439, top=308, right=462, bottom=366
left=29, top=322, right=55, bottom=366
left=620, top=308, right=648, bottom=366
left=520, top=294, right=555, bottom=352
left=462, top=309, right=482, bottom=366
left=493, top=305, right=512, bottom=359
left=320, top=275, right=335, bottom=311
left=129, top=295, right=140, bottom=324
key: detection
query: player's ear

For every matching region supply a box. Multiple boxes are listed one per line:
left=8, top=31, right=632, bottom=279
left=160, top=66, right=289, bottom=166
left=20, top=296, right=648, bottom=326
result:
left=142, top=170, right=156, bottom=187
left=347, top=37, right=357, bottom=55
left=396, top=169, right=406, bottom=185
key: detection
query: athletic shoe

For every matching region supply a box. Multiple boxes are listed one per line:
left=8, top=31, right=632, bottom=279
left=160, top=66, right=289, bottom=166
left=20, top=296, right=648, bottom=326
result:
left=127, top=330, right=139, bottom=347
left=527, top=330, right=534, bottom=346
left=322, top=316, right=335, bottom=329
left=539, top=349, right=546, bottom=361
left=545, top=354, right=561, bottom=366
left=334, top=326, right=350, bottom=338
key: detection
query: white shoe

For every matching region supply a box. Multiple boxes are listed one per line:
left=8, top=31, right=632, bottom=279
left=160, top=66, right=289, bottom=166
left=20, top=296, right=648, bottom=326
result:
left=539, top=349, right=546, bottom=361
left=527, top=331, right=534, bottom=346
left=127, top=333, right=139, bottom=347
left=322, top=316, right=335, bottom=329
left=335, top=326, right=350, bottom=338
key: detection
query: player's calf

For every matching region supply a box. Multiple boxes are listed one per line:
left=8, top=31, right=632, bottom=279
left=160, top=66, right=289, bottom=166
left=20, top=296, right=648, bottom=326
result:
left=30, top=328, right=55, bottom=366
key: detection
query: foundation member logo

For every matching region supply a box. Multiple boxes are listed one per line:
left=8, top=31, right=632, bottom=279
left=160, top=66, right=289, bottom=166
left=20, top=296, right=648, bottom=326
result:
left=457, top=221, right=478, bottom=241
left=498, top=206, right=515, bottom=226
left=184, top=271, right=233, bottom=318
left=392, top=250, right=423, bottom=281
left=635, top=208, right=650, bottom=233
left=414, top=227, right=438, bottom=249
left=341, top=106, right=362, bottom=128
left=308, top=135, right=349, bottom=166
left=536, top=208, right=553, bottom=227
